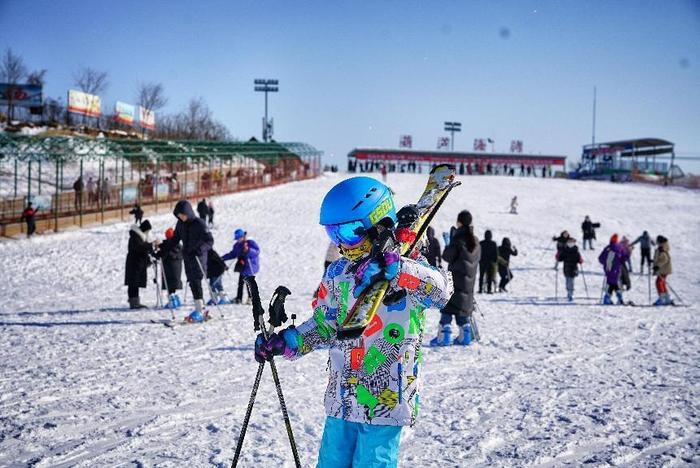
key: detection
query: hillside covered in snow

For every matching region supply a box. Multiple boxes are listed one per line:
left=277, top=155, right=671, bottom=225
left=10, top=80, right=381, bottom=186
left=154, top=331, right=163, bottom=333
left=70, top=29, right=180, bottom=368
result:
left=1, top=173, right=698, bottom=467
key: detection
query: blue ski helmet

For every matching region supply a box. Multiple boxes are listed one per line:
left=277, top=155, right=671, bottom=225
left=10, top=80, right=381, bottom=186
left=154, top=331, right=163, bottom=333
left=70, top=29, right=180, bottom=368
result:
left=320, top=177, right=396, bottom=246
left=234, top=228, right=246, bottom=240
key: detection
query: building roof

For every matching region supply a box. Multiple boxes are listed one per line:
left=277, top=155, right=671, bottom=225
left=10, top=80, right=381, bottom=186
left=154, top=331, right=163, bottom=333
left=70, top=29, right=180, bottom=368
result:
left=349, top=148, right=566, bottom=165
left=582, top=138, right=674, bottom=158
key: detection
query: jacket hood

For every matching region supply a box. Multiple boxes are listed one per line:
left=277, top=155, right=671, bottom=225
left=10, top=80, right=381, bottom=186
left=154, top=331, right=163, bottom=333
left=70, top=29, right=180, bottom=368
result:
left=173, top=200, right=196, bottom=220
left=130, top=224, right=148, bottom=242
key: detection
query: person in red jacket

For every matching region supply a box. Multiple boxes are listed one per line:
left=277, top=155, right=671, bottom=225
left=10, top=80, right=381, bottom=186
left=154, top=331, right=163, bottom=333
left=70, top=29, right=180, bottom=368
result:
left=21, top=202, right=39, bottom=238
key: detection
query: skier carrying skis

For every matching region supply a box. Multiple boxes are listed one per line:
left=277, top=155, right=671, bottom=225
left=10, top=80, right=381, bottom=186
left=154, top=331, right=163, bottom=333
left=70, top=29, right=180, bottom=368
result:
left=497, top=237, right=518, bottom=292
left=510, top=196, right=518, bottom=214
left=166, top=200, right=214, bottom=322
left=221, top=229, right=260, bottom=304
left=124, top=220, right=154, bottom=309
left=556, top=237, right=583, bottom=302
left=430, top=210, right=479, bottom=346
left=207, top=248, right=231, bottom=305
left=478, top=230, right=498, bottom=293
left=598, top=234, right=628, bottom=305
left=653, top=235, right=673, bottom=305
left=421, top=226, right=442, bottom=268
left=581, top=216, right=600, bottom=250
left=253, top=177, right=451, bottom=467
left=631, top=230, right=655, bottom=274
left=154, top=227, right=184, bottom=309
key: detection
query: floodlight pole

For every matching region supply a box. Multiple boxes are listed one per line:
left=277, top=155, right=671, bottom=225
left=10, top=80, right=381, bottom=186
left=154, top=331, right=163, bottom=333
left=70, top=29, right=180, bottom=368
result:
left=444, top=121, right=462, bottom=151
left=254, top=79, right=279, bottom=142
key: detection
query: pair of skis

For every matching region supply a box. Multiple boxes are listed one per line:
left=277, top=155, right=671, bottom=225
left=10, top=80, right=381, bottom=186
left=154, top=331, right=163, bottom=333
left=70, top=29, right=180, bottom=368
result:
left=232, top=277, right=300, bottom=468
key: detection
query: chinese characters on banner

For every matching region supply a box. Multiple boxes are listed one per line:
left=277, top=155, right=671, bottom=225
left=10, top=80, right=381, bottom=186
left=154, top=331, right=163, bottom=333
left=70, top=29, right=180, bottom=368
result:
left=437, top=137, right=450, bottom=149
left=399, top=135, right=413, bottom=148
left=510, top=140, right=523, bottom=153
left=68, top=90, right=101, bottom=117
left=473, top=138, right=487, bottom=151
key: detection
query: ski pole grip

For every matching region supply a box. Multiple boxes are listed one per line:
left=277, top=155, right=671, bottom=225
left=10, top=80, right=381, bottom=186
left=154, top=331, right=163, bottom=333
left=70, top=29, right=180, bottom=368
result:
left=268, top=286, right=292, bottom=328
left=244, top=276, right=265, bottom=331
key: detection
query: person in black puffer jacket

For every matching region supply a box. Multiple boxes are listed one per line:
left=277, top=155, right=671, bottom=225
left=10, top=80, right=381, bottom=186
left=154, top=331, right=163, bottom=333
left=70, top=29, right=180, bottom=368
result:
left=478, top=230, right=498, bottom=293
left=430, top=210, right=481, bottom=346
left=124, top=220, right=154, bottom=309
left=497, top=237, right=518, bottom=292
left=421, top=226, right=442, bottom=268
left=556, top=237, right=583, bottom=302
left=164, top=200, right=214, bottom=320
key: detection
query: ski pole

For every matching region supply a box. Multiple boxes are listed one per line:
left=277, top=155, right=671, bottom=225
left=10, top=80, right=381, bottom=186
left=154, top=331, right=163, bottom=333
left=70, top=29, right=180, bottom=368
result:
left=647, top=269, right=652, bottom=305
left=554, top=265, right=559, bottom=301
left=195, top=255, right=224, bottom=319
left=159, top=258, right=176, bottom=320
left=232, top=277, right=300, bottom=468
left=153, top=260, right=162, bottom=308
left=666, top=281, right=684, bottom=305
left=600, top=276, right=606, bottom=303
left=580, top=266, right=590, bottom=299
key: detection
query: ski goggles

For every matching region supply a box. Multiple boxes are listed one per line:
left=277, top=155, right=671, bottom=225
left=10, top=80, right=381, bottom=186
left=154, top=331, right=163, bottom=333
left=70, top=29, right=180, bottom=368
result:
left=324, top=220, right=368, bottom=246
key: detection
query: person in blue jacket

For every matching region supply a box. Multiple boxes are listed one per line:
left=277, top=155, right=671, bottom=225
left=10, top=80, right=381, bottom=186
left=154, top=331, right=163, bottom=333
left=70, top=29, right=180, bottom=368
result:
left=221, top=228, right=260, bottom=304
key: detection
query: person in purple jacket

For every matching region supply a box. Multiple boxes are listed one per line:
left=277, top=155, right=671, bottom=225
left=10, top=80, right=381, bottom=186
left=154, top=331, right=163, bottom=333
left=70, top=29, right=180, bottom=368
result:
left=598, top=233, right=629, bottom=305
left=221, top=228, right=260, bottom=304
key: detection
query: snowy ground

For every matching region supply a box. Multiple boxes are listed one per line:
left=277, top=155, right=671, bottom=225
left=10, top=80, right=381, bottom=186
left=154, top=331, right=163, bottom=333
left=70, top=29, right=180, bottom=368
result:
left=1, top=173, right=699, bottom=467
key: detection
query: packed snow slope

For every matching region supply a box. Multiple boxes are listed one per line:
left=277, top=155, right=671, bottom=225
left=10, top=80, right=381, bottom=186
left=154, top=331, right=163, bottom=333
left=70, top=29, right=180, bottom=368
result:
left=1, top=173, right=699, bottom=467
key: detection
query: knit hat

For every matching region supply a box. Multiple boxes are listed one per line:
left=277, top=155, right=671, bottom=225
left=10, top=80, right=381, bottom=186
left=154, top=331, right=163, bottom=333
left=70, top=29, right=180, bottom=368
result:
left=610, top=233, right=618, bottom=244
left=165, top=227, right=175, bottom=239
left=234, top=228, right=246, bottom=240
left=140, top=220, right=152, bottom=232
left=656, top=235, right=667, bottom=244
left=457, top=210, right=472, bottom=227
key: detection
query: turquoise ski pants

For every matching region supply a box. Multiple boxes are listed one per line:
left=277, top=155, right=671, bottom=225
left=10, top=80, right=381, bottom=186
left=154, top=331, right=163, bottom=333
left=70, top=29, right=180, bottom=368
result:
left=317, top=416, right=402, bottom=468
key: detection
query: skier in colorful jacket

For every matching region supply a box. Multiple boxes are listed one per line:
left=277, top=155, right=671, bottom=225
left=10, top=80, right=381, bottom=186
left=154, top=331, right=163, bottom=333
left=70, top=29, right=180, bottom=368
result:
left=255, top=177, right=452, bottom=467
left=598, top=233, right=629, bottom=305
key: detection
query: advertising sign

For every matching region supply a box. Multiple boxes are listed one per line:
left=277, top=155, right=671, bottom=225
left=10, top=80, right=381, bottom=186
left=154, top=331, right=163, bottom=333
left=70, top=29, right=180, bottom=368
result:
left=156, top=183, right=170, bottom=199
left=115, top=101, right=135, bottom=125
left=29, top=194, right=52, bottom=210
left=68, top=89, right=101, bottom=117
left=0, top=83, right=43, bottom=107
left=139, top=106, right=155, bottom=130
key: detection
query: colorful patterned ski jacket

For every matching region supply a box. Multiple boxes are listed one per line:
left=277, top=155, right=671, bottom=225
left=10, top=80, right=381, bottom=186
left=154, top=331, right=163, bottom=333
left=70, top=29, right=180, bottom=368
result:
left=284, top=256, right=451, bottom=427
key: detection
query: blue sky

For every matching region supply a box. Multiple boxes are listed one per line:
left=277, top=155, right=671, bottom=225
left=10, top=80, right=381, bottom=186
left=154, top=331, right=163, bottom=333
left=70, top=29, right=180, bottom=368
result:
left=1, top=0, right=699, bottom=171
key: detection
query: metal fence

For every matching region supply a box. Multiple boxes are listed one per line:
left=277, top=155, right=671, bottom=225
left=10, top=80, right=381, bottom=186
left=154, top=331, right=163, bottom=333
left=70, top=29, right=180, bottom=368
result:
left=0, top=135, right=322, bottom=236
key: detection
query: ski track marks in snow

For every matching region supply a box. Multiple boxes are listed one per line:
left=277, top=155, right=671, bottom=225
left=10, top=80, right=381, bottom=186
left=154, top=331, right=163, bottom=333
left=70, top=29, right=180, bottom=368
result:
left=0, top=174, right=699, bottom=467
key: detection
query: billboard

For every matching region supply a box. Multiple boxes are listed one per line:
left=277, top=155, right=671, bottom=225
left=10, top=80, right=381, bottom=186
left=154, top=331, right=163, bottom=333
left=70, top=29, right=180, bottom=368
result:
left=68, top=89, right=101, bottom=117
left=139, top=106, right=155, bottom=130
left=114, top=101, right=135, bottom=125
left=0, top=83, right=43, bottom=107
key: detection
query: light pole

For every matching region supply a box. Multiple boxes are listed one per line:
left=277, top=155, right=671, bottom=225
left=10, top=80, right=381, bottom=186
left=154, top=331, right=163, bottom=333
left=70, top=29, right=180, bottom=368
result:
left=254, top=79, right=279, bottom=142
left=444, top=121, right=461, bottom=151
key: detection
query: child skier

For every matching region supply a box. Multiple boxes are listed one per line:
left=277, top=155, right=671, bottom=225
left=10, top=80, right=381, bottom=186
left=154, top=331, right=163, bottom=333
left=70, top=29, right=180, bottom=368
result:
left=653, top=235, right=673, bottom=305
left=510, top=196, right=518, bottom=214
left=598, top=234, right=628, bottom=305
left=155, top=227, right=184, bottom=309
left=557, top=237, right=583, bottom=302
left=21, top=202, right=39, bottom=238
left=430, top=210, right=479, bottom=346
left=497, top=237, right=518, bottom=292
left=207, top=248, right=231, bottom=305
left=221, top=229, right=260, bottom=304
left=124, top=220, right=154, bottom=309
left=166, top=200, right=213, bottom=322
left=254, top=177, right=451, bottom=467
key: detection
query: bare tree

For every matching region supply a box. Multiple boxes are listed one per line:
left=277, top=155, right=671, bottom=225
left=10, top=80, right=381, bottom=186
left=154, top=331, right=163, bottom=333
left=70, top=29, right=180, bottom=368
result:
left=137, top=82, right=167, bottom=112
left=27, top=69, right=47, bottom=86
left=73, top=67, right=109, bottom=95
left=1, top=48, right=28, bottom=119
left=154, top=97, right=230, bottom=141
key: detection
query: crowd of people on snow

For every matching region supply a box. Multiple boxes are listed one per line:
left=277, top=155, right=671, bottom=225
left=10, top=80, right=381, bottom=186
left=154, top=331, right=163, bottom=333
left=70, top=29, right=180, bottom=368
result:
left=124, top=199, right=260, bottom=321
left=551, top=217, right=674, bottom=306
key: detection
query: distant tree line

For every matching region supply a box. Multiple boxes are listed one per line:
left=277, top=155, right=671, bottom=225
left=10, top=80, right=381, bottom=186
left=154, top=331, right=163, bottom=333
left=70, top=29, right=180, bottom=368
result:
left=0, top=48, right=230, bottom=141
